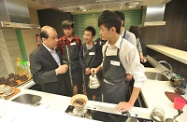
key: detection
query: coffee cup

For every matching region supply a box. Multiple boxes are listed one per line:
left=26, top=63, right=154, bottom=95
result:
left=1, top=77, right=8, bottom=84
left=8, top=78, right=17, bottom=87
left=0, top=85, right=5, bottom=93
left=4, top=86, right=13, bottom=96
left=14, top=74, right=20, bottom=80
left=20, top=75, right=28, bottom=82
left=9, top=73, right=15, bottom=79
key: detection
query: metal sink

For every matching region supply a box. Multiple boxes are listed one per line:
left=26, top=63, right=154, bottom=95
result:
left=12, top=94, right=42, bottom=105
left=145, top=72, right=169, bottom=81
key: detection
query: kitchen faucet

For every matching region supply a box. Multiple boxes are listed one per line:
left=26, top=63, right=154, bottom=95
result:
left=158, top=60, right=173, bottom=75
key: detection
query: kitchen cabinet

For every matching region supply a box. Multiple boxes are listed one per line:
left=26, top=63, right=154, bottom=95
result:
left=37, top=9, right=72, bottom=37
left=146, top=45, right=187, bottom=79
left=147, top=45, right=187, bottom=65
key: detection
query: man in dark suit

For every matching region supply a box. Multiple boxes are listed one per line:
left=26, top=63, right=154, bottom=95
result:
left=30, top=26, right=69, bottom=96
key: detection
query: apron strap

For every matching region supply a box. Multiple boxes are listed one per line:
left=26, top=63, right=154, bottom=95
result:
left=104, top=46, right=108, bottom=57
left=117, top=38, right=123, bottom=56
left=104, top=38, right=123, bottom=57
left=122, top=30, right=126, bottom=39
left=83, top=44, right=87, bottom=58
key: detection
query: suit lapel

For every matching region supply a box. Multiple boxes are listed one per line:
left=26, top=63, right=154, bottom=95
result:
left=40, top=44, right=59, bottom=67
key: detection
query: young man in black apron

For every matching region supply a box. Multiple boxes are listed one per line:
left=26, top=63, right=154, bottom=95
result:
left=92, top=10, right=146, bottom=112
left=58, top=20, right=83, bottom=96
left=114, top=11, right=138, bottom=94
left=79, top=26, right=102, bottom=100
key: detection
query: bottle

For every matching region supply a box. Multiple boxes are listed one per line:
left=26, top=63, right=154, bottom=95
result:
left=16, top=58, right=22, bottom=75
left=27, top=61, right=32, bottom=79
left=23, top=61, right=30, bottom=79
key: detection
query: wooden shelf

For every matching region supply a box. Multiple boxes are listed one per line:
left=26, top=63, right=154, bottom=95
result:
left=146, top=45, right=187, bottom=65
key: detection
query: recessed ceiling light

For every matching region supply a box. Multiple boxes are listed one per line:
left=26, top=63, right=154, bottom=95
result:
left=82, top=9, right=87, bottom=11
left=77, top=7, right=90, bottom=11
left=96, top=0, right=116, bottom=3
left=125, top=1, right=142, bottom=8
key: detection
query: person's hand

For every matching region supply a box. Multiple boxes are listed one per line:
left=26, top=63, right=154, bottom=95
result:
left=82, top=85, right=87, bottom=95
left=91, top=68, right=99, bottom=74
left=55, top=64, right=68, bottom=75
left=140, top=57, right=147, bottom=63
left=85, top=68, right=91, bottom=75
left=114, top=102, right=133, bottom=112
left=126, top=74, right=132, bottom=81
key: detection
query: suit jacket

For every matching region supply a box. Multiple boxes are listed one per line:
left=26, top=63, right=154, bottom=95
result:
left=30, top=44, right=68, bottom=95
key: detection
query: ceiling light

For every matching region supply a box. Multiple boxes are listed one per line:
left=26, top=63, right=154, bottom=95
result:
left=77, top=7, right=90, bottom=11
left=81, top=9, right=88, bottom=11
left=125, top=1, right=142, bottom=8
left=96, top=0, right=116, bottom=3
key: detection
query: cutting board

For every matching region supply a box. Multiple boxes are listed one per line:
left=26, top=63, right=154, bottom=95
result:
left=165, top=91, right=187, bottom=104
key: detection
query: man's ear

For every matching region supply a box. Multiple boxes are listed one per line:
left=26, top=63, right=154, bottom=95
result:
left=41, top=38, right=46, bottom=43
left=110, top=27, right=116, bottom=33
left=121, top=20, right=124, bottom=26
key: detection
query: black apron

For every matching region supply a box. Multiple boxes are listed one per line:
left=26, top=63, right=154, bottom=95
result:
left=63, top=41, right=83, bottom=94
left=102, top=39, right=130, bottom=104
left=82, top=44, right=101, bottom=99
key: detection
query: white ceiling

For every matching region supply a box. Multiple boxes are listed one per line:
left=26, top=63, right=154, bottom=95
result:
left=27, top=0, right=171, bottom=14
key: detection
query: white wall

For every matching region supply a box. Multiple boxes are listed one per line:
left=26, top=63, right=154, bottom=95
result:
left=21, top=29, right=40, bottom=60
left=28, top=7, right=39, bottom=25
left=0, top=29, right=22, bottom=77
left=0, top=8, right=40, bottom=77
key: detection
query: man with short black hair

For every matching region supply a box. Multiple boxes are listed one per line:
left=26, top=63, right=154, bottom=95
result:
left=79, top=26, right=102, bottom=100
left=30, top=26, right=69, bottom=95
left=114, top=11, right=136, bottom=47
left=92, top=10, right=146, bottom=112
left=58, top=20, right=83, bottom=96
left=114, top=11, right=138, bottom=85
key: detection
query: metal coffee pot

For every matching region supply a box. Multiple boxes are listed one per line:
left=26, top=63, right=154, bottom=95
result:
left=89, top=71, right=100, bottom=89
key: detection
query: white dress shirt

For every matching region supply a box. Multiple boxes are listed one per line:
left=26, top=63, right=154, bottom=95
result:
left=102, top=36, right=146, bottom=88
left=43, top=44, right=61, bottom=66
left=121, top=30, right=137, bottom=47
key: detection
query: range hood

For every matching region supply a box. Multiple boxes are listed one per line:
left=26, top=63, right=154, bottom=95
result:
left=0, top=21, right=40, bottom=29
left=144, top=5, right=166, bottom=26
left=0, top=0, right=40, bottom=29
